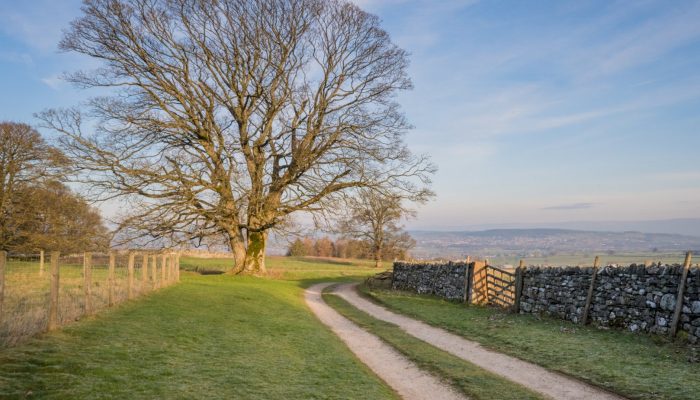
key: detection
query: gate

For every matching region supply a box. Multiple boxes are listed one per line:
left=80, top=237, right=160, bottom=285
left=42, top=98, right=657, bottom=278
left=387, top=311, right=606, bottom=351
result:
left=469, top=262, right=520, bottom=310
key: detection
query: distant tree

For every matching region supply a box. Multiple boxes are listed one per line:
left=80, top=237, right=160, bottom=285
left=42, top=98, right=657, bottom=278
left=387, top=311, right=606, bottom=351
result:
left=41, top=0, right=434, bottom=274
left=314, top=237, right=335, bottom=257
left=8, top=181, right=110, bottom=253
left=0, top=122, right=68, bottom=250
left=337, top=189, right=428, bottom=267
left=286, top=238, right=307, bottom=257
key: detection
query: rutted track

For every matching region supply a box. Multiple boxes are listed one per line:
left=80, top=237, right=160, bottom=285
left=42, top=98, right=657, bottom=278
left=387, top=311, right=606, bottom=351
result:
left=331, top=283, right=626, bottom=400
left=305, top=283, right=466, bottom=400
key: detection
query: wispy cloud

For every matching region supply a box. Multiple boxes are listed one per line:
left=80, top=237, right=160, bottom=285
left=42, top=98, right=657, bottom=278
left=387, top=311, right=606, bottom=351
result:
left=41, top=75, right=64, bottom=90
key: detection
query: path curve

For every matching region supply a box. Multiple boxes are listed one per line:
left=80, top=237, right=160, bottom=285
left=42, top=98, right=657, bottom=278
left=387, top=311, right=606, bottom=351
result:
left=333, top=283, right=626, bottom=400
left=305, top=283, right=466, bottom=400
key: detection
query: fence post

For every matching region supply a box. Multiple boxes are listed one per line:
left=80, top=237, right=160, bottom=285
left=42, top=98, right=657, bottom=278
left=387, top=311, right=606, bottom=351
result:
left=169, top=253, right=175, bottom=283
left=151, top=254, right=158, bottom=288
left=108, top=251, right=115, bottom=306
left=142, top=252, right=148, bottom=287
left=83, top=252, right=93, bottom=315
left=513, top=260, right=525, bottom=313
left=175, top=252, right=180, bottom=282
left=161, top=253, right=167, bottom=285
left=48, top=251, right=60, bottom=331
left=127, top=251, right=135, bottom=299
left=670, top=252, right=692, bottom=338
left=581, top=255, right=600, bottom=325
left=39, top=250, right=45, bottom=277
left=0, top=251, right=5, bottom=326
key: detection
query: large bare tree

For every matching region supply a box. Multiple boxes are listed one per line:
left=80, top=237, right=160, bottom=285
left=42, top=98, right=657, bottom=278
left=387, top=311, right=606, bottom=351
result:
left=0, top=122, right=68, bottom=250
left=39, top=0, right=434, bottom=274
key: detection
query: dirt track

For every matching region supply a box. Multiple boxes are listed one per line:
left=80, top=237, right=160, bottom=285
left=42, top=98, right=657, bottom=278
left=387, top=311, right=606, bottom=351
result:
left=331, top=283, right=626, bottom=400
left=305, top=283, right=466, bottom=400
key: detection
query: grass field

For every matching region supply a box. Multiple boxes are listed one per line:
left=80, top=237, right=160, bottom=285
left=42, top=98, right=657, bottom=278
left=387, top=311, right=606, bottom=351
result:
left=360, top=285, right=700, bottom=400
left=0, top=257, right=396, bottom=399
left=323, top=287, right=544, bottom=400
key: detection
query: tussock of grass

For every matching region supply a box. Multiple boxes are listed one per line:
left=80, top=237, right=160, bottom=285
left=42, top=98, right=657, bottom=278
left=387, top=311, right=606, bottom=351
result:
left=362, top=286, right=700, bottom=400
left=323, top=289, right=545, bottom=400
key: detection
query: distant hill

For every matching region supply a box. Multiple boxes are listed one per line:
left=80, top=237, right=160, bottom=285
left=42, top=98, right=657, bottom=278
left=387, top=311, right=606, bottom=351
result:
left=408, top=228, right=700, bottom=259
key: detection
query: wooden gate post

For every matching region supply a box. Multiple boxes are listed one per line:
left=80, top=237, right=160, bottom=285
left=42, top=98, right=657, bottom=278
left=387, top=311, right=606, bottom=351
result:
left=513, top=260, right=525, bottom=313
left=127, top=251, right=135, bottom=299
left=48, top=251, right=60, bottom=331
left=83, top=252, right=93, bottom=315
left=581, top=256, right=600, bottom=325
left=670, top=252, right=692, bottom=337
left=39, top=250, right=45, bottom=277
left=108, top=251, right=115, bottom=306
left=0, top=251, right=6, bottom=326
left=463, top=256, right=472, bottom=304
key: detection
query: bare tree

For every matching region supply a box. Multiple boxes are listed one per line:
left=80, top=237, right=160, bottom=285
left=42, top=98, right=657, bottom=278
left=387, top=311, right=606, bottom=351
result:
left=39, top=0, right=434, bottom=274
left=337, top=188, right=425, bottom=268
left=0, top=122, right=68, bottom=250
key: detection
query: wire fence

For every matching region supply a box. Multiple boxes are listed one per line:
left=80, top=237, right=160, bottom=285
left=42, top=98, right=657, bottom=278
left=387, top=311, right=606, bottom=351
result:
left=0, top=250, right=180, bottom=348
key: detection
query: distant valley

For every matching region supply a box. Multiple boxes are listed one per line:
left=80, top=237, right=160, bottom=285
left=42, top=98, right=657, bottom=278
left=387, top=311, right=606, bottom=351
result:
left=409, top=228, right=700, bottom=259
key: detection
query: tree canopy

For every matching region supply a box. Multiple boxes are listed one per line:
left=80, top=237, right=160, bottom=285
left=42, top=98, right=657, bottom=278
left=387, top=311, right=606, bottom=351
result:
left=40, top=0, right=433, bottom=273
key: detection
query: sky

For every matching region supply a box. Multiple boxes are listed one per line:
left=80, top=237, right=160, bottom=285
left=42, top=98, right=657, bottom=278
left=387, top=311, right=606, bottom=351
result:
left=1, top=0, right=699, bottom=231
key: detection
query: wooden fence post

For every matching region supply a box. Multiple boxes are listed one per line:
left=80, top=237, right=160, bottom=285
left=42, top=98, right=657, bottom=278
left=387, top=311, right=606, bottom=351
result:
left=48, top=251, right=60, bottom=331
left=142, top=253, right=148, bottom=287
left=83, top=252, right=93, bottom=315
left=161, top=253, right=166, bottom=286
left=175, top=253, right=180, bottom=282
left=169, top=253, right=175, bottom=283
left=670, top=252, right=692, bottom=338
left=39, top=250, right=45, bottom=277
left=463, top=256, right=472, bottom=304
left=150, top=254, right=157, bottom=288
left=513, top=260, right=525, bottom=313
left=581, top=255, right=601, bottom=325
left=127, top=251, right=135, bottom=299
left=0, top=251, right=5, bottom=326
left=108, top=251, right=115, bottom=306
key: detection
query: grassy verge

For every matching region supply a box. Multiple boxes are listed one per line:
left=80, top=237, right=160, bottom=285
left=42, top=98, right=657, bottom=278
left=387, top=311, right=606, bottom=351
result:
left=0, top=260, right=396, bottom=399
left=323, top=288, right=544, bottom=400
left=361, top=286, right=700, bottom=400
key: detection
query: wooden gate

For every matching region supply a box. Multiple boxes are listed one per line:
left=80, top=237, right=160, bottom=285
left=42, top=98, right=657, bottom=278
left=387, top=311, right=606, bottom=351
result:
left=470, top=262, right=518, bottom=309
left=485, top=265, right=516, bottom=308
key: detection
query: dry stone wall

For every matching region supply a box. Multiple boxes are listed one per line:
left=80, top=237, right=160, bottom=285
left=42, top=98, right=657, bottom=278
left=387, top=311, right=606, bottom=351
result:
left=391, top=261, right=469, bottom=301
left=390, top=260, right=700, bottom=343
left=519, top=263, right=700, bottom=343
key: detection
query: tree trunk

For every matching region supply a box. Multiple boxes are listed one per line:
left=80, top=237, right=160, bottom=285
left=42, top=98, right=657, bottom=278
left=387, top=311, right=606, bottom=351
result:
left=374, top=246, right=382, bottom=268
left=229, top=234, right=247, bottom=274
left=243, top=230, right=267, bottom=275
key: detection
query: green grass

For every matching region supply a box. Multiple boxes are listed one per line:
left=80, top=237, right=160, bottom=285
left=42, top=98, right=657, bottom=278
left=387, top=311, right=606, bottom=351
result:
left=0, top=258, right=397, bottom=399
left=361, top=286, right=700, bottom=400
left=323, top=288, right=544, bottom=400
left=180, top=255, right=389, bottom=281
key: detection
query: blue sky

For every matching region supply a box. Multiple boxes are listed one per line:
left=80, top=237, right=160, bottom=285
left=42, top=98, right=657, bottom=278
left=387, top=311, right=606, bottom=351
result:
left=1, top=0, right=699, bottom=230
